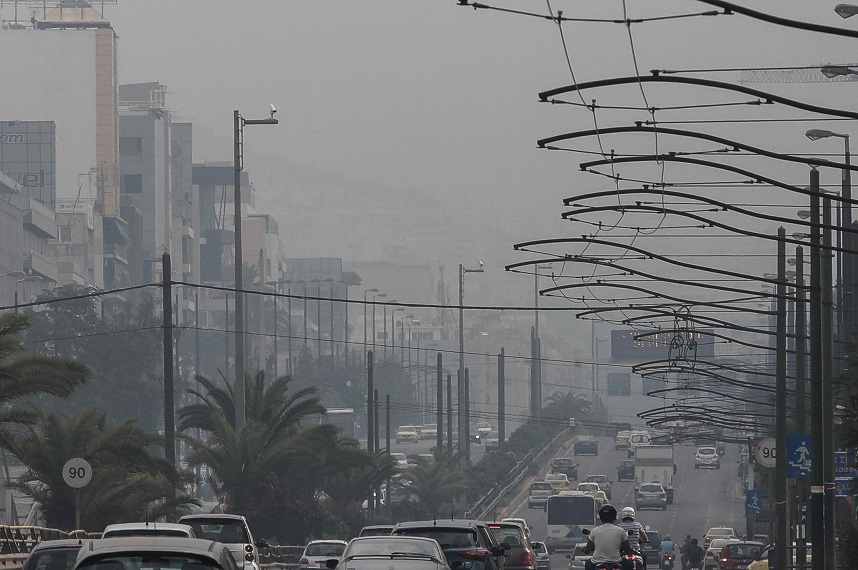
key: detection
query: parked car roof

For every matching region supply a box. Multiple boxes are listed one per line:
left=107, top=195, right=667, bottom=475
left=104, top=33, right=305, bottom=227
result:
left=73, top=538, right=238, bottom=570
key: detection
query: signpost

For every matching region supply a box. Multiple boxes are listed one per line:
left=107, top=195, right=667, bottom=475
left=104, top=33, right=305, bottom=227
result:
left=62, top=458, right=91, bottom=530
left=755, top=437, right=776, bottom=468
left=745, top=489, right=762, bottom=515
left=787, top=434, right=812, bottom=479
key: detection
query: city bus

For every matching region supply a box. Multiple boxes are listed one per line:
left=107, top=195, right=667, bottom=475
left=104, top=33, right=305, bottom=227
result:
left=544, top=491, right=597, bottom=554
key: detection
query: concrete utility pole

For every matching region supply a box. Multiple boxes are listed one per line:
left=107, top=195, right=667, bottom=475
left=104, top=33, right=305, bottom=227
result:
left=458, top=262, right=483, bottom=466
left=161, top=253, right=175, bottom=473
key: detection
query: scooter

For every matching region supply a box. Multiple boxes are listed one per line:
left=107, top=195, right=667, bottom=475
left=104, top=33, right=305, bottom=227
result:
left=660, top=553, right=675, bottom=570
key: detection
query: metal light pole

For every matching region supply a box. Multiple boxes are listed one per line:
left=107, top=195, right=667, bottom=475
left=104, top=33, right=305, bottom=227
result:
left=383, top=300, right=397, bottom=361
left=392, top=307, right=404, bottom=362
left=372, top=293, right=386, bottom=355
left=806, top=129, right=853, bottom=351
left=363, top=288, right=378, bottom=363
left=458, top=262, right=483, bottom=466
left=233, top=107, right=278, bottom=431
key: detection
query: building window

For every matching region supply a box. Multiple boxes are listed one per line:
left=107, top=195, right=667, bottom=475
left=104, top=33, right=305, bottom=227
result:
left=119, top=137, right=143, bottom=154
left=122, top=174, right=143, bottom=194
left=606, top=373, right=631, bottom=396
left=58, top=225, right=72, bottom=243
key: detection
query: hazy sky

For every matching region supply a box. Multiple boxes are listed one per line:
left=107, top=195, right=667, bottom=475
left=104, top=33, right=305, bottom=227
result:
left=95, top=1, right=858, bottom=310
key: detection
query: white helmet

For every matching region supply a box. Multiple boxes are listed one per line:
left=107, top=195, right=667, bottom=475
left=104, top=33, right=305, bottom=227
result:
left=621, top=506, right=636, bottom=520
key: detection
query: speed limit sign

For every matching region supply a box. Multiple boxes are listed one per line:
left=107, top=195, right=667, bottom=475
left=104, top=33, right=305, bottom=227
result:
left=62, top=458, right=92, bottom=488
left=754, top=437, right=776, bottom=468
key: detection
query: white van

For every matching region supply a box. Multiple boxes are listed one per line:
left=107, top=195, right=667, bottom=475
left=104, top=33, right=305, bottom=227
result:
left=627, top=431, right=651, bottom=457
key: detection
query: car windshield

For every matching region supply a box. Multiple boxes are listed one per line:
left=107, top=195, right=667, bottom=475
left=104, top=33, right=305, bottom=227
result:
left=399, top=426, right=416, bottom=432
left=587, top=476, right=607, bottom=482
left=531, top=482, right=553, bottom=491
left=78, top=555, right=221, bottom=570
left=305, top=543, right=346, bottom=557
left=345, top=538, right=439, bottom=558
left=394, top=528, right=477, bottom=549
left=182, top=521, right=247, bottom=543
left=359, top=527, right=393, bottom=537
left=699, top=448, right=716, bottom=455
left=640, top=485, right=663, bottom=493
left=708, top=528, right=733, bottom=535
left=711, top=539, right=733, bottom=548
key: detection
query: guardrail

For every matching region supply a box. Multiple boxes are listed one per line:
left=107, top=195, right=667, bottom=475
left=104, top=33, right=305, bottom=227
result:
left=467, top=427, right=572, bottom=520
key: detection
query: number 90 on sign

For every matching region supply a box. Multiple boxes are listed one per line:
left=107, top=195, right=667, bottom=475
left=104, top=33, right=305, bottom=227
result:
left=62, top=458, right=92, bottom=488
left=755, top=437, right=777, bottom=468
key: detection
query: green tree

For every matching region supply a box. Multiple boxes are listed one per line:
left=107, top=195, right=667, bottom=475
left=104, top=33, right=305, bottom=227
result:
left=403, top=451, right=471, bottom=516
left=5, top=407, right=196, bottom=531
left=0, top=312, right=89, bottom=437
left=178, top=371, right=336, bottom=539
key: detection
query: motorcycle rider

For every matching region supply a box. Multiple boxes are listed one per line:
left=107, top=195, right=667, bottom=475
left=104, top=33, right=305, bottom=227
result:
left=581, top=504, right=636, bottom=570
left=684, top=538, right=705, bottom=570
left=617, top=507, right=648, bottom=569
left=659, top=536, right=675, bottom=569
left=679, top=535, right=692, bottom=570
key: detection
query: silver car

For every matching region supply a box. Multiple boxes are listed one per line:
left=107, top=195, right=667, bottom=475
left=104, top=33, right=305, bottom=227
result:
left=72, top=537, right=239, bottom=570
left=326, top=536, right=451, bottom=570
left=636, top=482, right=668, bottom=510
left=695, top=446, right=721, bottom=469
left=179, top=513, right=269, bottom=570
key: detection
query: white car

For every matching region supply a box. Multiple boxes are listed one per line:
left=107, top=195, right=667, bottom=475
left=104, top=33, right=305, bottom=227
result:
left=390, top=452, right=409, bottom=467
left=395, top=425, right=419, bottom=444
left=179, top=513, right=269, bottom=569
left=328, top=536, right=451, bottom=570
left=298, top=540, right=348, bottom=569
left=695, top=446, right=721, bottom=469
left=419, top=424, right=438, bottom=439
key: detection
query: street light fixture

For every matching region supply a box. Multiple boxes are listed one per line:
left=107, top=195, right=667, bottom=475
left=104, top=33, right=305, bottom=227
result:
left=820, top=65, right=858, bottom=79
left=835, top=3, right=858, bottom=18
left=233, top=108, right=278, bottom=431
left=458, top=261, right=483, bottom=465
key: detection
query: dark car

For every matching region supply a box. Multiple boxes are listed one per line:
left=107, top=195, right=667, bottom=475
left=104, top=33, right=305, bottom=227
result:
left=639, top=530, right=661, bottom=567
left=325, top=536, right=452, bottom=570
left=719, top=542, right=764, bottom=570
left=551, top=457, right=579, bottom=481
left=573, top=436, right=598, bottom=456
left=617, top=460, right=635, bottom=482
left=23, top=539, right=85, bottom=570
left=358, top=524, right=394, bottom=537
left=488, top=523, right=535, bottom=570
left=393, top=519, right=506, bottom=570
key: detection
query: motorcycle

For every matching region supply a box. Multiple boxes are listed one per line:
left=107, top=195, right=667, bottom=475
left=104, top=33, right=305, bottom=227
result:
left=623, top=551, right=645, bottom=570
left=660, top=553, right=675, bottom=570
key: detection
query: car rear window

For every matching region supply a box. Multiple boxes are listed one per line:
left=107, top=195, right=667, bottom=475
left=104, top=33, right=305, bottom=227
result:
left=724, top=544, right=761, bottom=559
left=640, top=484, right=663, bottom=493
left=699, top=447, right=716, bottom=455
left=182, top=520, right=248, bottom=543
left=305, top=543, right=346, bottom=557
left=488, top=525, right=524, bottom=547
left=24, top=548, right=80, bottom=570
left=531, top=482, right=553, bottom=491
left=77, top=556, right=220, bottom=570
left=587, top=476, right=607, bottom=482
left=394, top=528, right=477, bottom=549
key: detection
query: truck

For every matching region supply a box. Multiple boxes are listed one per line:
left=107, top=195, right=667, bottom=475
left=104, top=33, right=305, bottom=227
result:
left=634, top=445, right=675, bottom=504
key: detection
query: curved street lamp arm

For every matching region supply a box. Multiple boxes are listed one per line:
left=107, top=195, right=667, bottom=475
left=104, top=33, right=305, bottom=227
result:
left=579, top=154, right=858, bottom=205
left=539, top=75, right=858, bottom=119
left=694, top=0, right=858, bottom=39
left=563, top=203, right=848, bottom=254
left=539, top=125, right=858, bottom=171
left=515, top=236, right=812, bottom=289
left=537, top=281, right=770, bottom=314
left=562, top=188, right=855, bottom=236
left=507, top=257, right=790, bottom=299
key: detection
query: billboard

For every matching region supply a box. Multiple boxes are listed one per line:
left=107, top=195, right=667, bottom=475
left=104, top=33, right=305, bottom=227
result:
left=0, top=121, right=56, bottom=207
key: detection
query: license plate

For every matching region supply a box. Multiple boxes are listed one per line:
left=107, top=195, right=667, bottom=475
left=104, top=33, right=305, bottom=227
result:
left=737, top=565, right=747, bottom=569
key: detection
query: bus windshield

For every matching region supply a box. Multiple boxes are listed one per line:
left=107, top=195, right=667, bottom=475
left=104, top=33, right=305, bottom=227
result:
left=547, top=495, right=596, bottom=526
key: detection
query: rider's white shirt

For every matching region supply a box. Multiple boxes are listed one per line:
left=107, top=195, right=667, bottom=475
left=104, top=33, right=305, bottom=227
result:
left=590, top=522, right=627, bottom=564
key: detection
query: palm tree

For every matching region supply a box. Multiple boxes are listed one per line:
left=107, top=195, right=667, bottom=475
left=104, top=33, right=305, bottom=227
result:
left=0, top=312, right=89, bottom=444
left=5, top=407, right=197, bottom=530
left=320, top=445, right=396, bottom=529
left=402, top=451, right=471, bottom=516
left=178, top=371, right=331, bottom=518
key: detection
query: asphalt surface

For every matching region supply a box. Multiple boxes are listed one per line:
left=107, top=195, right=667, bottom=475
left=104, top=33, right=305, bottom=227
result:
left=503, top=436, right=745, bottom=570
left=360, top=436, right=488, bottom=463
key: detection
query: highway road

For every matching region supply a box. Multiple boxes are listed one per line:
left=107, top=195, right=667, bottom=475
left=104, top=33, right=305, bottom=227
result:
left=502, top=436, right=745, bottom=569
left=360, top=436, right=488, bottom=463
